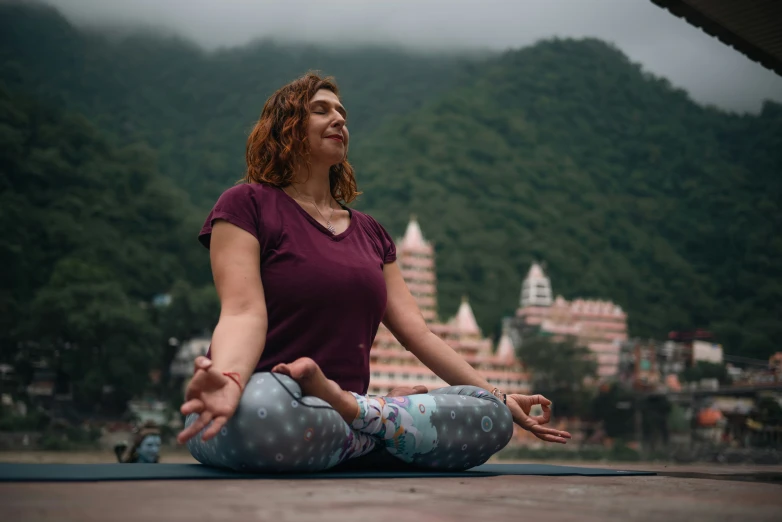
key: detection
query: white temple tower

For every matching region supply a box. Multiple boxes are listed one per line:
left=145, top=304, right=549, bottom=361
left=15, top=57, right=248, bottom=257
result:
left=514, top=262, right=628, bottom=378
left=520, top=262, right=553, bottom=307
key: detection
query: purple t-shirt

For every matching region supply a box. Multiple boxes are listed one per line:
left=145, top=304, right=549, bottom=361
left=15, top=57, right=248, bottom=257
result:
left=198, top=183, right=397, bottom=394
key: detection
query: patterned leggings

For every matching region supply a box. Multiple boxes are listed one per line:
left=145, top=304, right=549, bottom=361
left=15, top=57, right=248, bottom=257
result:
left=185, top=372, right=514, bottom=472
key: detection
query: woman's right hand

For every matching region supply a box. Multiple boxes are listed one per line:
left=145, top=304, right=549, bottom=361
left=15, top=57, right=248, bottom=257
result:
left=176, top=356, right=244, bottom=445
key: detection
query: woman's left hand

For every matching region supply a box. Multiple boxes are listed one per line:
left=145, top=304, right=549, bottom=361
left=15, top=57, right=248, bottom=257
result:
left=506, top=393, right=572, bottom=444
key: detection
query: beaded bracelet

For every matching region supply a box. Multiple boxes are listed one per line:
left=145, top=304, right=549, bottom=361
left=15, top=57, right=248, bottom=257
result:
left=491, top=387, right=507, bottom=404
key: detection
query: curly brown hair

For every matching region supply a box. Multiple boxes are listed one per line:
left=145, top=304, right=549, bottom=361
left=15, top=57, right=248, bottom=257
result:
left=243, top=72, right=360, bottom=203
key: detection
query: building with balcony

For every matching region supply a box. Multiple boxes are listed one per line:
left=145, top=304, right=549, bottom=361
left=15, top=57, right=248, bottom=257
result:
left=368, top=217, right=530, bottom=396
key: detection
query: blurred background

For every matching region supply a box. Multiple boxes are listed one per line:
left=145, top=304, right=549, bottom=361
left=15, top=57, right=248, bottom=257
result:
left=1, top=0, right=780, bottom=465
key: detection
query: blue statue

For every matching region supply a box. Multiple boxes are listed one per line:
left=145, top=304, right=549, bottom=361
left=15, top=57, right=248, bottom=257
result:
left=114, top=421, right=162, bottom=463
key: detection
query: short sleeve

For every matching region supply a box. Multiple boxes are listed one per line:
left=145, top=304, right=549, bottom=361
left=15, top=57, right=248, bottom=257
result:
left=198, top=184, right=261, bottom=249
left=365, top=215, right=397, bottom=264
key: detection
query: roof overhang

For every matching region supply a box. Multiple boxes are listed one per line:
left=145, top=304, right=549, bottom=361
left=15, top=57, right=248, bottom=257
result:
left=651, top=0, right=782, bottom=76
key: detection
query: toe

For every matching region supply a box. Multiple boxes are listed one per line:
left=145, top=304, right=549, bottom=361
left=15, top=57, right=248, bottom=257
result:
left=272, top=363, right=290, bottom=375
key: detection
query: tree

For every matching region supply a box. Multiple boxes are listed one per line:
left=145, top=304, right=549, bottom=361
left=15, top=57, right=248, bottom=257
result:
left=2, top=1, right=780, bottom=401
left=590, top=383, right=636, bottom=440
left=0, top=82, right=210, bottom=415
left=22, top=258, right=159, bottom=413
left=680, top=361, right=732, bottom=385
left=155, top=280, right=219, bottom=392
left=516, top=334, right=598, bottom=418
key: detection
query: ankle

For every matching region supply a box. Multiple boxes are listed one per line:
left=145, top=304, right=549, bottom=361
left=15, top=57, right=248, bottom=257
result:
left=334, top=390, right=359, bottom=424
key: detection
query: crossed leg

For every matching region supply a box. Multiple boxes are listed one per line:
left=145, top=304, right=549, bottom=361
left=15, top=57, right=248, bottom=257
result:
left=273, top=358, right=514, bottom=470
left=185, top=358, right=514, bottom=472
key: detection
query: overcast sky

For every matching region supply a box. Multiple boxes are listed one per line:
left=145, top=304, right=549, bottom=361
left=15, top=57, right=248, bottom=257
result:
left=42, top=0, right=782, bottom=113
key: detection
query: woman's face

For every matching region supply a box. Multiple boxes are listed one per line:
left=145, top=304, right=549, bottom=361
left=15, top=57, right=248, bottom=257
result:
left=306, top=89, right=349, bottom=167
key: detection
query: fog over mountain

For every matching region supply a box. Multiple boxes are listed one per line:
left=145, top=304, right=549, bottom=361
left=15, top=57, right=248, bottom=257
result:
left=41, top=0, right=782, bottom=114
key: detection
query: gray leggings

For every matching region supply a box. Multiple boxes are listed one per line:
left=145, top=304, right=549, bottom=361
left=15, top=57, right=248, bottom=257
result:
left=185, top=372, right=514, bottom=472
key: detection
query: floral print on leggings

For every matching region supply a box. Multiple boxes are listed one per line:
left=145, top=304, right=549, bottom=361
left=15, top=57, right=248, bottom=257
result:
left=351, top=394, right=438, bottom=462
left=184, top=373, right=514, bottom=472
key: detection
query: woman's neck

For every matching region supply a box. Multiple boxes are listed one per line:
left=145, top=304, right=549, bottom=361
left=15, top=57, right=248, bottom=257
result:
left=288, top=162, right=333, bottom=205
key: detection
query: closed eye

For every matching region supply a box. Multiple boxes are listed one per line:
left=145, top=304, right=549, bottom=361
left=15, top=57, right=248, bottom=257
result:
left=310, top=101, right=347, bottom=119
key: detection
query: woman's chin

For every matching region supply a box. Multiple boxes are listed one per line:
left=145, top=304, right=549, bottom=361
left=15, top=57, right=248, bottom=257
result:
left=312, top=153, right=346, bottom=168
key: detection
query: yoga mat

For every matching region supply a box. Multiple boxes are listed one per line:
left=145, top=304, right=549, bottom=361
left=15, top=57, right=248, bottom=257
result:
left=0, top=462, right=654, bottom=482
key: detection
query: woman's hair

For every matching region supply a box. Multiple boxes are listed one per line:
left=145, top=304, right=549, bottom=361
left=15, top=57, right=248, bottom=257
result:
left=243, top=72, right=360, bottom=203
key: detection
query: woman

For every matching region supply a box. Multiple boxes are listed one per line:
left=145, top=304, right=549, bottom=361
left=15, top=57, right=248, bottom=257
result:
left=177, top=72, right=570, bottom=472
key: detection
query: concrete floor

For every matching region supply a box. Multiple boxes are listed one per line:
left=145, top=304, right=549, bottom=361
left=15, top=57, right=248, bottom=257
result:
left=1, top=453, right=780, bottom=521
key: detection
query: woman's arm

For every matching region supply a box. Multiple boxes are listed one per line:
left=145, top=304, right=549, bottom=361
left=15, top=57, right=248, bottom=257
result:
left=381, top=261, right=571, bottom=444
left=176, top=219, right=267, bottom=443
left=381, top=262, right=493, bottom=391
left=207, top=219, right=268, bottom=387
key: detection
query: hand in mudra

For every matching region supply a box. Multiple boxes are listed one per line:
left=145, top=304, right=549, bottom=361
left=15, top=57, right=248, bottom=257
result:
left=176, top=356, right=244, bottom=445
left=506, top=394, right=572, bottom=444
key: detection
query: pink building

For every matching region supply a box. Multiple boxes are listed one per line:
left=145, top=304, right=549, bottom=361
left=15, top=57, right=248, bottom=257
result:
left=368, top=217, right=530, bottom=396
left=515, top=263, right=628, bottom=378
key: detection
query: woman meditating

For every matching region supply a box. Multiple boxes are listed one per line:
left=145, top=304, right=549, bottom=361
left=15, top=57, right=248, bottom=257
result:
left=177, top=72, right=571, bottom=472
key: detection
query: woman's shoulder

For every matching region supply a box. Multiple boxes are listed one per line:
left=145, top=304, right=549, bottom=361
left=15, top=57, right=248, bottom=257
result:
left=350, top=208, right=386, bottom=232
left=200, top=183, right=281, bottom=248
left=216, top=181, right=277, bottom=199
left=350, top=209, right=397, bottom=262
left=212, top=182, right=282, bottom=209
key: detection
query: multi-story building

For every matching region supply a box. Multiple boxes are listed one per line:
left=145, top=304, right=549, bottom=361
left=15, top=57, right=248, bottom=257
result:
left=368, top=217, right=530, bottom=396
left=512, top=263, right=628, bottom=378
left=618, top=339, right=684, bottom=392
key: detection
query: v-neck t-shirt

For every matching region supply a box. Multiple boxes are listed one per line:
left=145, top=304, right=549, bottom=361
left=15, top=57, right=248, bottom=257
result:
left=198, top=182, right=397, bottom=394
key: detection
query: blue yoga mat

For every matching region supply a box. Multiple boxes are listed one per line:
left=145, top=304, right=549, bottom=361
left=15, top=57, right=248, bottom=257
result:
left=0, top=462, right=654, bottom=482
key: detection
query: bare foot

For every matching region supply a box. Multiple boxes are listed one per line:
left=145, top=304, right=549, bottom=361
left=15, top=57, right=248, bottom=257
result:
left=272, top=358, right=359, bottom=423
left=388, top=385, right=428, bottom=397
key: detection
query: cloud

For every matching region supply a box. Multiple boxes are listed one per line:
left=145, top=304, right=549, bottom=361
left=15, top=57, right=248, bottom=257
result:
left=41, top=0, right=782, bottom=113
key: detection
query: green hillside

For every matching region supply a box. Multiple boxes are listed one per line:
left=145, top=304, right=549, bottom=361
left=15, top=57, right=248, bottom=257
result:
left=0, top=82, right=224, bottom=410
left=353, top=39, right=781, bottom=358
left=1, top=3, right=779, bottom=361
left=0, top=2, right=473, bottom=206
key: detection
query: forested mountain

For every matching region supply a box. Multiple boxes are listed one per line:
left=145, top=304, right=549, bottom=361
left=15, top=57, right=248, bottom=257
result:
left=353, top=39, right=782, bottom=358
left=0, top=83, right=220, bottom=410
left=0, top=2, right=474, bottom=206
left=1, top=2, right=779, bottom=366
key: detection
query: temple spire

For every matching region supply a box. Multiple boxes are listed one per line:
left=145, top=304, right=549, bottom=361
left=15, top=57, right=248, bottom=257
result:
left=400, top=215, right=429, bottom=250
left=455, top=295, right=480, bottom=335
left=520, top=262, right=553, bottom=307
left=496, top=332, right=516, bottom=364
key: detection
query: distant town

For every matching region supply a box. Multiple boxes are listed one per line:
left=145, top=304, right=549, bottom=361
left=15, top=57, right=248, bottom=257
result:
left=168, top=217, right=782, bottom=455
left=2, top=217, right=779, bottom=459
